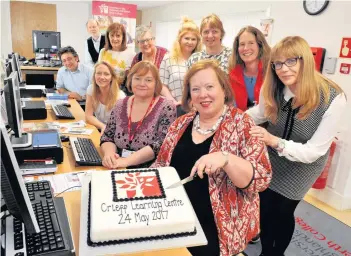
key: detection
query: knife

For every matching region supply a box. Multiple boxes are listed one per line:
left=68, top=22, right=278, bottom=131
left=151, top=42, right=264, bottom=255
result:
left=166, top=172, right=199, bottom=189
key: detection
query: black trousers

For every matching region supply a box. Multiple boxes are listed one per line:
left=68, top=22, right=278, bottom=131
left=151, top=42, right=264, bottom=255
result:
left=259, top=188, right=300, bottom=256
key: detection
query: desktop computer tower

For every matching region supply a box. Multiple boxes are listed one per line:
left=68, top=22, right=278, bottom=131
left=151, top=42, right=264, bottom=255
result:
left=23, top=101, right=47, bottom=120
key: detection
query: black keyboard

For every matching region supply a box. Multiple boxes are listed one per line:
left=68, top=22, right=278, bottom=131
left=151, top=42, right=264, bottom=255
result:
left=11, top=181, right=74, bottom=256
left=69, top=137, right=102, bottom=166
left=52, top=105, right=75, bottom=119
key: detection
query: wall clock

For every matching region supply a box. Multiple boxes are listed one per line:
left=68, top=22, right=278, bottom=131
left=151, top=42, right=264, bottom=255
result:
left=303, top=0, right=329, bottom=15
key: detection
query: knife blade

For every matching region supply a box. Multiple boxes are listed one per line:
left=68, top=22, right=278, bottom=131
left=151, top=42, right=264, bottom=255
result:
left=166, top=172, right=198, bottom=189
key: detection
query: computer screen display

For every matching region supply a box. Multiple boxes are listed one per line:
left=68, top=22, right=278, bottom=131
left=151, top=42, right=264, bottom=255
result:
left=32, top=30, right=61, bottom=53
left=0, top=125, right=40, bottom=234
left=12, top=53, right=24, bottom=84
left=6, top=61, right=12, bottom=77
left=4, top=71, right=23, bottom=138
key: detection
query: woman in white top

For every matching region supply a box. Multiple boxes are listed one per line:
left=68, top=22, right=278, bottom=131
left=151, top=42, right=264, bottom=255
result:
left=98, top=22, right=135, bottom=87
left=85, top=61, right=125, bottom=134
left=159, top=17, right=202, bottom=105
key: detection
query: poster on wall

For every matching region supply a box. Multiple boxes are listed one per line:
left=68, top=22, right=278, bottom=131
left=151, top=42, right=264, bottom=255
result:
left=339, top=37, right=351, bottom=58
left=92, top=1, right=137, bottom=47
left=260, top=18, right=274, bottom=45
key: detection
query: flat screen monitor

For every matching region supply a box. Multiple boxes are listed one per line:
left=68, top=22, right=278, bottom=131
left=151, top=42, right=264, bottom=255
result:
left=0, top=124, right=40, bottom=234
left=11, top=53, right=25, bottom=84
left=6, top=61, right=12, bottom=77
left=4, top=71, right=31, bottom=148
left=32, top=30, right=61, bottom=53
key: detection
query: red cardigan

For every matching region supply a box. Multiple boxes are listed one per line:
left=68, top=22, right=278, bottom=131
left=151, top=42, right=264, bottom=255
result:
left=229, top=61, right=264, bottom=111
left=152, top=106, right=272, bottom=255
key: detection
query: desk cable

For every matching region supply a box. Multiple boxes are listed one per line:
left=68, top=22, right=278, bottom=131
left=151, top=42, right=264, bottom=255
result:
left=54, top=186, right=82, bottom=198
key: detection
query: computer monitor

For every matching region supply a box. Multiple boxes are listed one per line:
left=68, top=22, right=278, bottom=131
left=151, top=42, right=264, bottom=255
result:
left=5, top=61, right=13, bottom=77
left=13, top=52, right=25, bottom=84
left=0, top=124, right=40, bottom=234
left=32, top=30, right=61, bottom=53
left=11, top=52, right=25, bottom=84
left=4, top=71, right=32, bottom=148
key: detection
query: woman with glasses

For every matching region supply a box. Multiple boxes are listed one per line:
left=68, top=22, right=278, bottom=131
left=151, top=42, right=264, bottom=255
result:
left=85, top=61, right=126, bottom=135
left=159, top=17, right=202, bottom=106
left=131, top=25, right=168, bottom=69
left=100, top=61, right=176, bottom=169
left=98, top=23, right=135, bottom=87
left=186, top=14, right=232, bottom=74
left=229, top=26, right=271, bottom=110
left=246, top=36, right=346, bottom=256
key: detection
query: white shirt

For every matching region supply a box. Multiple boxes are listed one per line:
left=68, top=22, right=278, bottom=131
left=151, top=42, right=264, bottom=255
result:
left=246, top=86, right=347, bottom=164
left=85, top=34, right=102, bottom=68
left=86, top=84, right=126, bottom=124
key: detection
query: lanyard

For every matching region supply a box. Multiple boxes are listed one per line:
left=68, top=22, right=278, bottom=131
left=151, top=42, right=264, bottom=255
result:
left=128, top=97, right=155, bottom=142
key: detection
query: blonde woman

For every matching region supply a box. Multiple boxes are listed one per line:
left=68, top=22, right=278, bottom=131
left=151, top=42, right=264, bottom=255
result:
left=187, top=14, right=232, bottom=74
left=247, top=36, right=346, bottom=256
left=159, top=17, right=202, bottom=105
left=85, top=61, right=126, bottom=134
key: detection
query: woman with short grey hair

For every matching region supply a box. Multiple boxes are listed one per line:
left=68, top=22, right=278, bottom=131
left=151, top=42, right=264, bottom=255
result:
left=131, top=25, right=168, bottom=69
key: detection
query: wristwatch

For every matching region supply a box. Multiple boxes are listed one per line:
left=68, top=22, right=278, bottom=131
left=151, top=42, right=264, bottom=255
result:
left=222, top=151, right=229, bottom=167
left=277, top=139, right=286, bottom=152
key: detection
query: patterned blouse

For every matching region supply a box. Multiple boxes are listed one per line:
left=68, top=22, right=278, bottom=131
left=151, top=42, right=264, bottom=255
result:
left=186, top=46, right=232, bottom=74
left=100, top=96, right=177, bottom=168
left=131, top=46, right=168, bottom=69
left=152, top=105, right=272, bottom=255
left=159, top=53, right=187, bottom=102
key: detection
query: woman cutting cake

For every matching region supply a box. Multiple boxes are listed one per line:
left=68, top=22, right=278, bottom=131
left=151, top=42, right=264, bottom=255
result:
left=152, top=59, right=272, bottom=256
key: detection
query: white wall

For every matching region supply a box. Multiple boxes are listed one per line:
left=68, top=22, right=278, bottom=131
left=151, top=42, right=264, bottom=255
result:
left=0, top=0, right=91, bottom=62
left=55, top=1, right=91, bottom=61
left=1, top=1, right=13, bottom=59
left=142, top=1, right=351, bottom=210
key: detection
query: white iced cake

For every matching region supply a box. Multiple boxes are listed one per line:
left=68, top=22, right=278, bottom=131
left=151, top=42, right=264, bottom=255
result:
left=89, top=167, right=196, bottom=244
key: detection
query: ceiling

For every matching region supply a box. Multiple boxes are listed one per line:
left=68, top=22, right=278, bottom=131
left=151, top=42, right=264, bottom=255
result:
left=114, top=1, right=180, bottom=10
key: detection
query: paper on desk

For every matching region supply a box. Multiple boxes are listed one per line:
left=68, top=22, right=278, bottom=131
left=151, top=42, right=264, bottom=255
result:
left=45, top=99, right=69, bottom=106
left=22, top=120, right=86, bottom=133
left=23, top=170, right=95, bottom=194
left=60, top=127, right=93, bottom=135
left=25, top=85, right=45, bottom=89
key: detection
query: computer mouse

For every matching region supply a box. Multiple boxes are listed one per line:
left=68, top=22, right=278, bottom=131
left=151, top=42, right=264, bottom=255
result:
left=62, top=103, right=71, bottom=108
left=60, top=135, right=69, bottom=142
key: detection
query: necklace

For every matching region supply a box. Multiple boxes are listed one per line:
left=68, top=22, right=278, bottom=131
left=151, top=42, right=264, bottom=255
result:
left=193, top=105, right=228, bottom=135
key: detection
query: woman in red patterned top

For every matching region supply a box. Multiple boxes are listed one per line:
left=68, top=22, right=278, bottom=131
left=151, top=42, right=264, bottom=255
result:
left=152, top=59, right=272, bottom=256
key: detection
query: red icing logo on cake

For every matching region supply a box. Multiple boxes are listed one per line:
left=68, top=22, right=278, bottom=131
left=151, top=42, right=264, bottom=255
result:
left=115, top=172, right=162, bottom=199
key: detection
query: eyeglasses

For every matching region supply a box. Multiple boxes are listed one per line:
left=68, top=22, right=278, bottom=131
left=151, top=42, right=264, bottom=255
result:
left=137, top=37, right=155, bottom=44
left=271, top=57, right=302, bottom=70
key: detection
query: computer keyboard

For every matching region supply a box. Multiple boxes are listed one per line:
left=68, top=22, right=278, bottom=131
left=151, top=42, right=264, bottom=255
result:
left=5, top=180, right=75, bottom=256
left=69, top=137, right=102, bottom=166
left=52, top=105, right=75, bottom=119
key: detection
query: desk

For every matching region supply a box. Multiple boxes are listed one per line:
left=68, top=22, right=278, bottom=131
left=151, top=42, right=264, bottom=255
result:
left=21, top=65, right=60, bottom=75
left=25, top=98, right=105, bottom=174
left=24, top=99, right=191, bottom=255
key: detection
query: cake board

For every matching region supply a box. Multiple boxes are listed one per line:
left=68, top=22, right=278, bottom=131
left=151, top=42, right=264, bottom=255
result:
left=79, top=173, right=208, bottom=256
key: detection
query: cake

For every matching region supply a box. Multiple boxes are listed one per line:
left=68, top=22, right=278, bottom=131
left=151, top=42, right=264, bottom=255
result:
left=88, top=167, right=197, bottom=246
